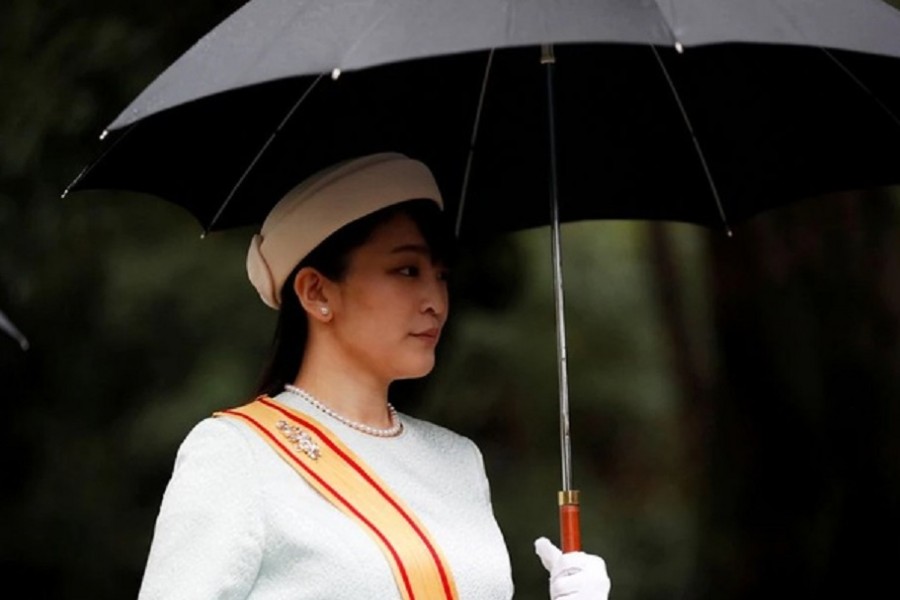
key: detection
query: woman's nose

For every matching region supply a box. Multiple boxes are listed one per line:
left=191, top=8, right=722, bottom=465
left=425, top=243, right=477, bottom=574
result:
left=421, top=272, right=448, bottom=318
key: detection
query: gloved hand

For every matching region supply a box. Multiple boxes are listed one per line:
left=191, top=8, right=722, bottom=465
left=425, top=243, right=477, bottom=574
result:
left=534, top=537, right=611, bottom=600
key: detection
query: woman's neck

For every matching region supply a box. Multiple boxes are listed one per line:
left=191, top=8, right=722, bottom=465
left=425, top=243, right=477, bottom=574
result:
left=292, top=348, right=393, bottom=429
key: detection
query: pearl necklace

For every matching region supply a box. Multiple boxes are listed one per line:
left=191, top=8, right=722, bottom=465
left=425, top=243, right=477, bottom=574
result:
left=283, top=384, right=403, bottom=438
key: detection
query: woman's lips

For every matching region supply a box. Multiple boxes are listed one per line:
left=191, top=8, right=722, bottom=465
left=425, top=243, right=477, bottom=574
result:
left=411, top=327, right=440, bottom=340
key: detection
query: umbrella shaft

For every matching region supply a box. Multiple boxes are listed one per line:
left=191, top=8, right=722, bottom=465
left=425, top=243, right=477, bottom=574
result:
left=545, top=46, right=582, bottom=554
left=550, top=174, right=573, bottom=492
left=543, top=50, right=574, bottom=493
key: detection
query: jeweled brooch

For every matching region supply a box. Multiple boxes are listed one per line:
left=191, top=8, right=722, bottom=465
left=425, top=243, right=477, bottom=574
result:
left=276, top=420, right=321, bottom=460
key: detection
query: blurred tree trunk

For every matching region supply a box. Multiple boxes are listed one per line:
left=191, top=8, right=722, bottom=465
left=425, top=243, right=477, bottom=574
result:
left=692, top=190, right=900, bottom=598
left=647, top=222, right=715, bottom=492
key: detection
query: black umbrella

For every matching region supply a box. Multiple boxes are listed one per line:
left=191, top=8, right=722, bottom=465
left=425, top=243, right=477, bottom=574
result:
left=65, top=0, right=900, bottom=551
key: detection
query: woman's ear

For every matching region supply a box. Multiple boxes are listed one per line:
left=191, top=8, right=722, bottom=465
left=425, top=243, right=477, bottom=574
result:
left=293, top=267, right=334, bottom=322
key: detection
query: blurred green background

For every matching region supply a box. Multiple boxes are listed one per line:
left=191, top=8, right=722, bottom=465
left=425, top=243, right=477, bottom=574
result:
left=2, top=1, right=900, bottom=599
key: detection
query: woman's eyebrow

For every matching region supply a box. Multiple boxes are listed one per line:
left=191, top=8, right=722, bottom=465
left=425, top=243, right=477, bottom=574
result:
left=390, top=243, right=431, bottom=256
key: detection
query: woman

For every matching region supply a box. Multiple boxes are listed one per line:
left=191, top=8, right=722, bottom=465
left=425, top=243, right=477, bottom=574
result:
left=137, top=152, right=610, bottom=600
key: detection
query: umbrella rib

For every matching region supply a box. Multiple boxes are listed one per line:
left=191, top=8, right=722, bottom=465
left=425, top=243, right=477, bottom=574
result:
left=206, top=73, right=327, bottom=233
left=646, top=0, right=683, bottom=48
left=339, top=0, right=399, bottom=69
left=820, top=48, right=900, bottom=130
left=650, top=45, right=732, bottom=236
left=61, top=121, right=140, bottom=200
left=454, top=49, right=495, bottom=238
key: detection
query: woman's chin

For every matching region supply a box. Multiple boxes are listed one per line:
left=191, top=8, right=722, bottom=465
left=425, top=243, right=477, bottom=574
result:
left=394, top=356, right=436, bottom=380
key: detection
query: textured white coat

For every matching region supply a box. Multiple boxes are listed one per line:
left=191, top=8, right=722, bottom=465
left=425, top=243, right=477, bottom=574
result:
left=138, top=392, right=514, bottom=599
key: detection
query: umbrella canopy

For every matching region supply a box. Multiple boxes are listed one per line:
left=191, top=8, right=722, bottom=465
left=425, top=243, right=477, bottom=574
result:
left=65, top=0, right=900, bottom=552
left=67, top=0, right=900, bottom=237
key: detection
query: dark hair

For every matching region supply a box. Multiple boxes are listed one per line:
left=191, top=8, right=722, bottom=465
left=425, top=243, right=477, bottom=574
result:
left=255, top=199, right=453, bottom=397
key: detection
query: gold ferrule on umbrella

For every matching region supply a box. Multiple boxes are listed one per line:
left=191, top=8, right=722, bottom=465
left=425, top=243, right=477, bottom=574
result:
left=558, top=490, right=580, bottom=506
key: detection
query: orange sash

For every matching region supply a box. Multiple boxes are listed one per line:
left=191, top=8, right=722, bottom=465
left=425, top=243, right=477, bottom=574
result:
left=214, top=397, right=459, bottom=600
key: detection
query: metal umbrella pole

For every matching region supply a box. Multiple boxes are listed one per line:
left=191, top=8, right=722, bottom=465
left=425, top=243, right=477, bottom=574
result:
left=542, top=44, right=581, bottom=553
left=455, top=44, right=581, bottom=552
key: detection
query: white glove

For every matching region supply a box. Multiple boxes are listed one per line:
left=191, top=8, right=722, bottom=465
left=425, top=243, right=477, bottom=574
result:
left=534, top=537, right=611, bottom=600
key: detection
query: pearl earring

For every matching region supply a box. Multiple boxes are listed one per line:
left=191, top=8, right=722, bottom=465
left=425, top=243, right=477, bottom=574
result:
left=319, top=306, right=330, bottom=316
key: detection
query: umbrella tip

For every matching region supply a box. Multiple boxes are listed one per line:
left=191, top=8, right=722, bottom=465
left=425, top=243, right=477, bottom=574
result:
left=675, top=41, right=684, bottom=54
left=331, top=68, right=341, bottom=80
left=99, top=129, right=109, bottom=140
left=0, top=310, right=29, bottom=351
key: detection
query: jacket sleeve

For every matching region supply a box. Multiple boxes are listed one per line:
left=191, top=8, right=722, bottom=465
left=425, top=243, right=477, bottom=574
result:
left=137, top=418, right=265, bottom=600
left=465, top=437, right=494, bottom=508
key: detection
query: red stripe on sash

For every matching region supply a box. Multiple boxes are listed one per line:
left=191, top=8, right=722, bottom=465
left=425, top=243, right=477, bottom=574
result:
left=257, top=397, right=455, bottom=600
left=221, top=409, right=416, bottom=600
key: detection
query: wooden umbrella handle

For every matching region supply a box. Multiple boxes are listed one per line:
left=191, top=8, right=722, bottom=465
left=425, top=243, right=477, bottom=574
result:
left=559, top=490, right=582, bottom=552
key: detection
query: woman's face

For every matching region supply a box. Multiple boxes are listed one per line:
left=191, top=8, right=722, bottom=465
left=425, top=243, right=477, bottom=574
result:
left=328, top=211, right=449, bottom=383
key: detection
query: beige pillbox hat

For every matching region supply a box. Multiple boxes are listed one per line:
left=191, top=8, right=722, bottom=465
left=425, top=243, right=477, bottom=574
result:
left=247, top=152, right=444, bottom=309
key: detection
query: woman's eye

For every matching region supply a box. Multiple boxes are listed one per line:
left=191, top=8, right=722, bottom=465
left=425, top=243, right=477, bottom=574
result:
left=398, top=266, right=420, bottom=277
